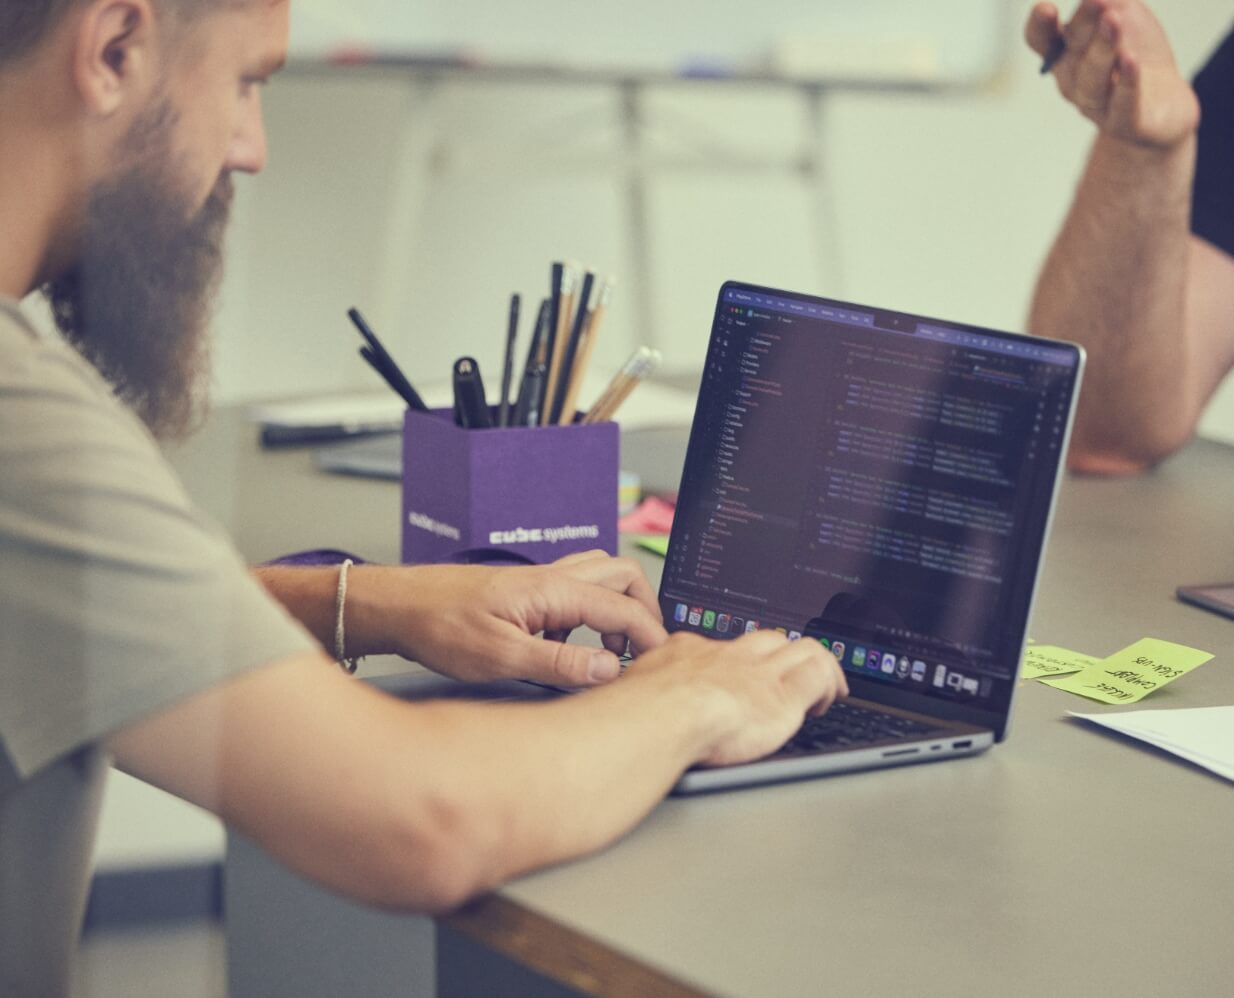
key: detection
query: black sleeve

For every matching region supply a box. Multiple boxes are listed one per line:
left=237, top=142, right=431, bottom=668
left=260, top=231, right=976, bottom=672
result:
left=1191, top=24, right=1234, bottom=257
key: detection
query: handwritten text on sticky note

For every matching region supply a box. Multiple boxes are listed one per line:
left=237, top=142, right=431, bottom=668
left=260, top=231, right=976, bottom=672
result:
left=1020, top=645, right=1098, bottom=681
left=1041, top=638, right=1213, bottom=705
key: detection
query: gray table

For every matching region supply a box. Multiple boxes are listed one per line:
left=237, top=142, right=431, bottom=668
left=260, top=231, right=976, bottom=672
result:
left=172, top=414, right=1234, bottom=998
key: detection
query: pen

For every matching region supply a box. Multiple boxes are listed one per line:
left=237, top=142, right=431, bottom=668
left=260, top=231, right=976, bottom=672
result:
left=558, top=276, right=614, bottom=425
left=549, top=270, right=594, bottom=424
left=582, top=346, right=661, bottom=424
left=498, top=293, right=520, bottom=428
left=453, top=356, right=493, bottom=429
left=347, top=308, right=429, bottom=411
left=543, top=262, right=577, bottom=424
left=357, top=343, right=425, bottom=414
left=1040, top=34, right=1065, bottom=74
left=512, top=307, right=549, bottom=427
left=539, top=262, right=564, bottom=423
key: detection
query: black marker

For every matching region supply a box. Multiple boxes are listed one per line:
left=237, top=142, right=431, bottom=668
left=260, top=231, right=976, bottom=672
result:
left=498, top=293, right=520, bottom=427
left=453, top=357, right=493, bottom=429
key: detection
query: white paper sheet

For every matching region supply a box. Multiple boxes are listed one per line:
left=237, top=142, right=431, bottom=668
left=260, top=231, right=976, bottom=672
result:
left=1071, top=706, right=1234, bottom=783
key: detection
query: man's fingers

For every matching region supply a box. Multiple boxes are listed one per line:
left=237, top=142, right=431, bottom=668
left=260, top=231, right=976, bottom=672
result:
left=1025, top=3, right=1061, bottom=58
left=551, top=554, right=664, bottom=630
left=538, top=578, right=669, bottom=656
left=780, top=656, right=837, bottom=715
left=600, top=632, right=631, bottom=657
left=550, top=549, right=609, bottom=569
left=1109, top=50, right=1140, bottom=126
left=1070, top=11, right=1121, bottom=114
left=1061, top=0, right=1108, bottom=56
left=514, top=638, right=623, bottom=688
left=761, top=640, right=847, bottom=712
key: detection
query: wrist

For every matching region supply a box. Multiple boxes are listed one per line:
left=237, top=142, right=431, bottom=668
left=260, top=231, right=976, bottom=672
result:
left=1088, top=129, right=1197, bottom=211
left=1095, top=124, right=1195, bottom=165
left=339, top=564, right=403, bottom=659
left=620, top=660, right=741, bottom=766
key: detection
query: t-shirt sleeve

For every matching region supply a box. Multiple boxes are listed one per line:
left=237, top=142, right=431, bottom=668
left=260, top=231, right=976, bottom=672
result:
left=0, top=319, right=317, bottom=794
left=1191, top=25, right=1234, bottom=256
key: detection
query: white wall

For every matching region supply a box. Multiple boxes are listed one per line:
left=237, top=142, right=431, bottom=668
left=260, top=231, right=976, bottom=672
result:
left=208, top=0, right=1234, bottom=438
left=97, top=0, right=1234, bottom=872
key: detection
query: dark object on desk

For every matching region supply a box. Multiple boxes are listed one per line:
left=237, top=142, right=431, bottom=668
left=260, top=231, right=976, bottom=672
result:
left=402, top=407, right=619, bottom=565
left=662, top=279, right=1083, bottom=794
left=1177, top=582, right=1234, bottom=622
left=260, top=421, right=400, bottom=448
left=313, top=432, right=403, bottom=480
left=347, top=307, right=430, bottom=411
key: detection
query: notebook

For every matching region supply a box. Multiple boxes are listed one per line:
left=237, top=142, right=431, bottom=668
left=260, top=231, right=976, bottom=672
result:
left=660, top=282, right=1084, bottom=793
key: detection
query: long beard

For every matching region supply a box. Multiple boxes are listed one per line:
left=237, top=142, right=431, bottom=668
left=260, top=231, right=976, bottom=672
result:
left=44, top=107, right=233, bottom=439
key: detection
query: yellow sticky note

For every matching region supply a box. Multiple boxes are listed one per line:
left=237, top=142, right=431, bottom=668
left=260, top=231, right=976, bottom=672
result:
left=1041, top=637, right=1214, bottom=705
left=635, top=535, right=669, bottom=557
left=1020, top=644, right=1098, bottom=681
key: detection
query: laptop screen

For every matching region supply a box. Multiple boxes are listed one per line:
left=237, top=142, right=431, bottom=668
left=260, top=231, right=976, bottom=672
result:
left=658, top=282, right=1083, bottom=735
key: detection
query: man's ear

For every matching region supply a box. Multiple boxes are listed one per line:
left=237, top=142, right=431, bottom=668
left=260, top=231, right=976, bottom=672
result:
left=72, top=0, right=159, bottom=117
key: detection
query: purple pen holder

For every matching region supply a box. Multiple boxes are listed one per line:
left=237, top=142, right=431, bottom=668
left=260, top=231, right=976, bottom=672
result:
left=401, top=408, right=619, bottom=565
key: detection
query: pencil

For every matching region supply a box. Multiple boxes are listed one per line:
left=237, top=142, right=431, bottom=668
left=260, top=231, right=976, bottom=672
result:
left=542, top=262, right=577, bottom=425
left=549, top=270, right=594, bottom=424
left=582, top=346, right=660, bottom=424
left=557, top=275, right=613, bottom=424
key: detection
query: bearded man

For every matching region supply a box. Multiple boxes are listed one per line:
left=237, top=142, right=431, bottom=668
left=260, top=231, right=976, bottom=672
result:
left=0, top=1, right=847, bottom=992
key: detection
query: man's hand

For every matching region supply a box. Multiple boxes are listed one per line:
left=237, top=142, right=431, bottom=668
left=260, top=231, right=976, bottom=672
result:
left=1026, top=0, right=1198, bottom=149
left=624, top=630, right=849, bottom=768
left=348, top=550, right=669, bottom=688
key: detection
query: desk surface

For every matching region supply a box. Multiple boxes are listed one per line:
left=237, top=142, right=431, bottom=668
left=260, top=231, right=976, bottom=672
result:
left=182, top=414, right=1234, bottom=998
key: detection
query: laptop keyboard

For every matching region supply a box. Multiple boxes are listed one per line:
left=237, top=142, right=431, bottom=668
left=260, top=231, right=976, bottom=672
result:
left=779, top=700, right=941, bottom=755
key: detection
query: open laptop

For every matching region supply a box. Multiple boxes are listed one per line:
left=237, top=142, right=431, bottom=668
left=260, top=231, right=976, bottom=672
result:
left=662, top=282, right=1084, bottom=794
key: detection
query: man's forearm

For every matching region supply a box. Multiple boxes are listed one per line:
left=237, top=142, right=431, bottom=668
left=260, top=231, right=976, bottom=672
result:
left=251, top=564, right=339, bottom=654
left=1029, top=133, right=1197, bottom=471
left=252, top=563, right=397, bottom=661
left=108, top=648, right=732, bottom=913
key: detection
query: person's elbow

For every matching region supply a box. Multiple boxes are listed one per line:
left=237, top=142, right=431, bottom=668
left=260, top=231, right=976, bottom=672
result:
left=374, top=790, right=504, bottom=914
left=1066, top=422, right=1195, bottom=476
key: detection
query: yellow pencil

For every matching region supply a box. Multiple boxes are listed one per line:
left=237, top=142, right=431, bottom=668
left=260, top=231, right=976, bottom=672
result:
left=542, top=262, right=579, bottom=424
left=558, top=276, right=615, bottom=424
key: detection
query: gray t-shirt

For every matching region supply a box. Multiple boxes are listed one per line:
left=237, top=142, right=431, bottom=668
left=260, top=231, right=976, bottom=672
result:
left=0, top=299, right=316, bottom=996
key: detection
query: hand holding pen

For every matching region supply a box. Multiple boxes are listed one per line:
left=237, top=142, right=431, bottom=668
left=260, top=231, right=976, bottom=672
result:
left=1026, top=1, right=1198, bottom=149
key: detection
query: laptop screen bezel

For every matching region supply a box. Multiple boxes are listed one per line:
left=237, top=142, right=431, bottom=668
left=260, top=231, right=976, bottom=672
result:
left=658, top=280, right=1085, bottom=741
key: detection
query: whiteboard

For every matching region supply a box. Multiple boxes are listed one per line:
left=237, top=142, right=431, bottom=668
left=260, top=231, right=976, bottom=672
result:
left=292, top=1, right=1009, bottom=86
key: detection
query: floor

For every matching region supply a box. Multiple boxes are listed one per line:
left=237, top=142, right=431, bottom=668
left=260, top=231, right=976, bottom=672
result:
left=73, top=921, right=225, bottom=998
